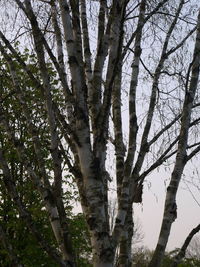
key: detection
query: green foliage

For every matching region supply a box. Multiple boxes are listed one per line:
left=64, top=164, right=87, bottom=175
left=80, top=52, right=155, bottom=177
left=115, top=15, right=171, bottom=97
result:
left=178, top=258, right=200, bottom=267
left=132, top=247, right=200, bottom=267
left=70, top=213, right=92, bottom=266
left=0, top=178, right=58, bottom=267
left=0, top=46, right=92, bottom=266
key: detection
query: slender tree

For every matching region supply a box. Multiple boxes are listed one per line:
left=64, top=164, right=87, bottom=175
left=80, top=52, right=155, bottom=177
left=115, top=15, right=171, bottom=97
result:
left=171, top=224, right=200, bottom=267
left=149, top=8, right=200, bottom=267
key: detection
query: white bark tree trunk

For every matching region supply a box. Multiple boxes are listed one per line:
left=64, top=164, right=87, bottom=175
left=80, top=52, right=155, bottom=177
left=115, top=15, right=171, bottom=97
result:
left=149, top=9, right=200, bottom=267
left=1, top=1, right=200, bottom=266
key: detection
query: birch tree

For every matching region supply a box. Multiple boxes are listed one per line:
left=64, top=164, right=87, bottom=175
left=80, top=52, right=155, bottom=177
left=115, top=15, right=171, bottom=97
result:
left=1, top=0, right=200, bottom=266
left=171, top=224, right=200, bottom=267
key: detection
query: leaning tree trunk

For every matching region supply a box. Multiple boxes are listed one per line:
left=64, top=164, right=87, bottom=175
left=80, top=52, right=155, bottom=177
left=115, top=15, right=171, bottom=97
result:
left=171, top=224, right=200, bottom=267
left=149, top=9, right=200, bottom=267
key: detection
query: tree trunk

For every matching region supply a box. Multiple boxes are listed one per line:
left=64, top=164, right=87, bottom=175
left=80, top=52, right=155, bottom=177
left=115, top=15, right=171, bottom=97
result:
left=149, top=9, right=200, bottom=267
left=171, top=224, right=200, bottom=267
left=117, top=206, right=133, bottom=267
left=94, top=262, right=113, bottom=267
left=92, top=243, right=115, bottom=267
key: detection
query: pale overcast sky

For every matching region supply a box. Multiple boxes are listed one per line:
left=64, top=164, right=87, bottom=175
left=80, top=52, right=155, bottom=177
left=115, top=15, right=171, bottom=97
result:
left=135, top=161, right=200, bottom=251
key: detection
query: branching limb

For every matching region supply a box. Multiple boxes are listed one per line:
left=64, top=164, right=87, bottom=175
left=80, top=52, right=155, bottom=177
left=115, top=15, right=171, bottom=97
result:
left=171, top=224, right=200, bottom=267
left=0, top=149, right=66, bottom=266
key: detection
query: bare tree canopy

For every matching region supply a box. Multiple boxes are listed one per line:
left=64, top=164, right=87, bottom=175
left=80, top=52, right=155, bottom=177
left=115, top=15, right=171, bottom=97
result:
left=0, top=0, right=200, bottom=266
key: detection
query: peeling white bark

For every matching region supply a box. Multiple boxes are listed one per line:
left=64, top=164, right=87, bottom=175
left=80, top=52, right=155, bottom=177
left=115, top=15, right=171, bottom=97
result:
left=1, top=1, right=200, bottom=266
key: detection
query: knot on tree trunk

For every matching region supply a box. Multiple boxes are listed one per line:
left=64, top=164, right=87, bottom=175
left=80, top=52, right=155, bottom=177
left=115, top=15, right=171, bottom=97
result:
left=133, top=183, right=143, bottom=203
left=167, top=202, right=177, bottom=222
